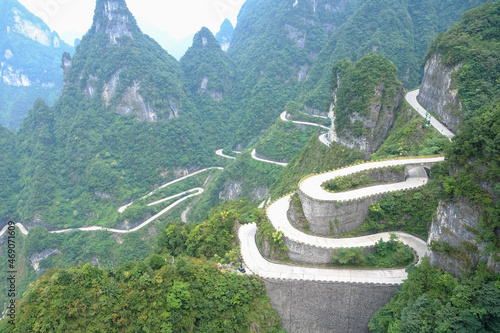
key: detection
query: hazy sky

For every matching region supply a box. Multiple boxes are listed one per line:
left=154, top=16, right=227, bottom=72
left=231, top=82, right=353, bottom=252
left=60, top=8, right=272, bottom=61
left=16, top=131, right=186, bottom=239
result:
left=18, top=0, right=244, bottom=44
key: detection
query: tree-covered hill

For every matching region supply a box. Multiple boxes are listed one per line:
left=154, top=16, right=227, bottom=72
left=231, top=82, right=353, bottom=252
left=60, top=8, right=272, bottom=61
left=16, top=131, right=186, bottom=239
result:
left=181, top=27, right=234, bottom=100
left=11, top=0, right=225, bottom=228
left=369, top=3, right=500, bottom=331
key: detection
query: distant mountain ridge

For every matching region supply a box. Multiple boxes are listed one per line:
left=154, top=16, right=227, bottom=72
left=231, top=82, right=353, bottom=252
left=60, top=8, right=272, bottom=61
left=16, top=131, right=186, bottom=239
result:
left=0, top=0, right=73, bottom=129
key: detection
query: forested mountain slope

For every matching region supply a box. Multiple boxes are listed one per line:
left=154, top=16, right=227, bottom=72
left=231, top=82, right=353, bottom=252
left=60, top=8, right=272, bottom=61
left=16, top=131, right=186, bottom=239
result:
left=12, top=0, right=224, bottom=229
left=0, top=0, right=74, bottom=129
left=301, top=0, right=491, bottom=111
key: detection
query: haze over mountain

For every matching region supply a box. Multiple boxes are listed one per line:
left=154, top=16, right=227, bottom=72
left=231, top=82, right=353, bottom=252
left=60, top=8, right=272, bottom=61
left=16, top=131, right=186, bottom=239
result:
left=0, top=0, right=73, bottom=129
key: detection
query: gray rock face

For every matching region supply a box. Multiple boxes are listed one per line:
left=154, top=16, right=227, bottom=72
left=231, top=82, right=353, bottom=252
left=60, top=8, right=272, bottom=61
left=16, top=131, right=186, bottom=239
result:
left=417, top=53, right=462, bottom=133
left=198, top=77, right=223, bottom=100
left=250, top=187, right=269, bottom=202
left=116, top=80, right=158, bottom=122
left=264, top=279, right=399, bottom=333
left=219, top=181, right=243, bottom=201
left=93, top=1, right=134, bottom=45
left=30, top=249, right=60, bottom=273
left=428, top=198, right=500, bottom=276
left=336, top=83, right=404, bottom=159
left=285, top=24, right=306, bottom=48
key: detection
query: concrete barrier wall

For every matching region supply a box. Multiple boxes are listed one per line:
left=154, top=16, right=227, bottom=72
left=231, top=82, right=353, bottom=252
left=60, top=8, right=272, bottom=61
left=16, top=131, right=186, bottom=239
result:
left=264, top=279, right=399, bottom=333
left=298, top=191, right=384, bottom=235
left=297, top=164, right=432, bottom=236
left=284, top=236, right=377, bottom=265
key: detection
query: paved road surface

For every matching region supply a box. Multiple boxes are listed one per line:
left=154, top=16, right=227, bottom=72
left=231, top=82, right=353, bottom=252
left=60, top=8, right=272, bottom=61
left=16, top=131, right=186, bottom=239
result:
left=299, top=157, right=444, bottom=202
left=280, top=111, right=330, bottom=130
left=239, top=223, right=411, bottom=284
left=216, top=149, right=236, bottom=160
left=118, top=167, right=223, bottom=212
left=237, top=157, right=442, bottom=284
left=2, top=183, right=210, bottom=237
left=251, top=149, right=288, bottom=167
left=267, top=195, right=427, bottom=261
left=318, top=132, right=331, bottom=147
left=51, top=188, right=204, bottom=234
left=405, top=90, right=455, bottom=140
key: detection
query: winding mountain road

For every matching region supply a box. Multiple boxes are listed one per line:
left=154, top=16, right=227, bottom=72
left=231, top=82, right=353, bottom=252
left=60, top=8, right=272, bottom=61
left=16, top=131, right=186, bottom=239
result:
left=251, top=149, right=288, bottom=167
left=280, top=111, right=330, bottom=130
left=118, top=167, right=223, bottom=213
left=299, top=157, right=444, bottom=202
left=239, top=157, right=444, bottom=284
left=405, top=90, right=455, bottom=140
left=216, top=149, right=236, bottom=160
left=1, top=168, right=225, bottom=237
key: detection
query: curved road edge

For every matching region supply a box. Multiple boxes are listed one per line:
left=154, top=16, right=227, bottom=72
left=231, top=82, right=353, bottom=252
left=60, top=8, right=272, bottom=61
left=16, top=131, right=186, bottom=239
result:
left=251, top=149, right=288, bottom=167
left=405, top=90, right=455, bottom=140
left=1, top=188, right=205, bottom=237
left=239, top=223, right=408, bottom=284
left=299, top=157, right=444, bottom=202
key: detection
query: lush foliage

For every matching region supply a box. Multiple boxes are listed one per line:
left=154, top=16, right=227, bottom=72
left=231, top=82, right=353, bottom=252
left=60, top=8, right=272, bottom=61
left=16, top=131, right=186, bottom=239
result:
left=371, top=101, right=450, bottom=160
left=343, top=163, right=446, bottom=239
left=270, top=136, right=365, bottom=198
left=332, top=234, right=414, bottom=268
left=255, top=120, right=317, bottom=162
left=301, top=0, right=489, bottom=111
left=331, top=54, right=403, bottom=140
left=322, top=166, right=405, bottom=193
left=12, top=258, right=283, bottom=332
left=0, top=0, right=74, bottom=128
left=431, top=2, right=500, bottom=257
left=369, top=258, right=500, bottom=332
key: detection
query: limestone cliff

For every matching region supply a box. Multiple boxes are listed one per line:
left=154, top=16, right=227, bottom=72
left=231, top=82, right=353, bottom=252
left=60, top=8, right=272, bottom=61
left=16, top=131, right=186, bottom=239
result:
left=65, top=0, right=185, bottom=122
left=331, top=55, right=404, bottom=159
left=417, top=53, right=462, bottom=133
left=427, top=198, right=500, bottom=277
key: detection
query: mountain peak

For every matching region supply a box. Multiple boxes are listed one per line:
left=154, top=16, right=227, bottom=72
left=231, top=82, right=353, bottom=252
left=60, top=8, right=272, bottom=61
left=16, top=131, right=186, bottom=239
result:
left=90, top=0, right=140, bottom=44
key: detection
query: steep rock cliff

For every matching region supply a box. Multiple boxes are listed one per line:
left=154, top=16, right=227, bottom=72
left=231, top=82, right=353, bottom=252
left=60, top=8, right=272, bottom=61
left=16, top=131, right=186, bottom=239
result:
left=65, top=0, right=185, bottom=122
left=331, top=54, right=404, bottom=159
left=417, top=53, right=462, bottom=133
left=424, top=2, right=500, bottom=277
left=0, top=0, right=74, bottom=128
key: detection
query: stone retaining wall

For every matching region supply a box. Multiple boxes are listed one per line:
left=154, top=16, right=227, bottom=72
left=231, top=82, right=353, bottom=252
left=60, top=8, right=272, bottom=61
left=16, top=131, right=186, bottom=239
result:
left=264, top=279, right=399, bottom=333
left=298, top=164, right=431, bottom=236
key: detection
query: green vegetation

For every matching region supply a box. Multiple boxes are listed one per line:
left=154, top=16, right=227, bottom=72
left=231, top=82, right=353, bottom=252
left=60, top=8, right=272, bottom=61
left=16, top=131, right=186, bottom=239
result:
left=371, top=101, right=450, bottom=160
left=301, top=0, right=489, bottom=111
left=331, top=54, right=403, bottom=140
left=214, top=18, right=234, bottom=48
left=10, top=3, right=230, bottom=228
left=0, top=126, right=19, bottom=219
left=343, top=163, right=446, bottom=239
left=11, top=259, right=283, bottom=332
left=369, top=258, right=500, bottom=332
left=425, top=1, right=500, bottom=123
left=430, top=2, right=500, bottom=257
left=332, top=234, right=414, bottom=268
left=256, top=217, right=290, bottom=262
left=189, top=153, right=283, bottom=223
left=181, top=27, right=234, bottom=97
left=0, top=0, right=74, bottom=128
left=255, top=120, right=317, bottom=162
left=321, top=166, right=405, bottom=193
left=270, top=137, right=365, bottom=198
